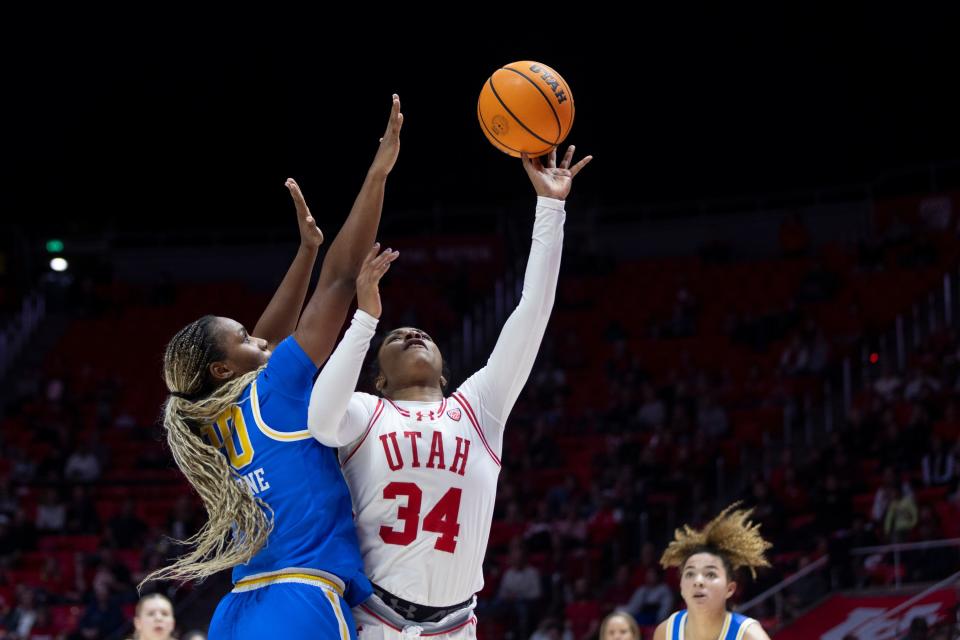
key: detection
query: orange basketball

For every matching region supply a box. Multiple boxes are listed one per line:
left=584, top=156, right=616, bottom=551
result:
left=477, top=61, right=575, bottom=158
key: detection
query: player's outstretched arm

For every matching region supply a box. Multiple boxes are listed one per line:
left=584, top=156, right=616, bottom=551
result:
left=461, top=146, right=591, bottom=425
left=308, top=245, right=398, bottom=447
left=295, top=95, right=403, bottom=366
left=252, top=178, right=324, bottom=348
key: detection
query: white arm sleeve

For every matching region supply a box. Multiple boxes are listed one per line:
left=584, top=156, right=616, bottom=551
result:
left=456, top=197, right=565, bottom=447
left=308, top=309, right=379, bottom=447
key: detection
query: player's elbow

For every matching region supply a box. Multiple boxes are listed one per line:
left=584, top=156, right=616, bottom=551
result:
left=323, top=272, right=359, bottom=296
left=308, top=420, right=342, bottom=447
left=307, top=404, right=339, bottom=447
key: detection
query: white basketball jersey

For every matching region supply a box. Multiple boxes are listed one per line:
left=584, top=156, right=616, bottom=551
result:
left=337, top=382, right=502, bottom=606
left=308, top=197, right=565, bottom=609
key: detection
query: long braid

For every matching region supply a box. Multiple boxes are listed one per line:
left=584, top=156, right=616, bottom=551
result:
left=139, top=316, right=273, bottom=588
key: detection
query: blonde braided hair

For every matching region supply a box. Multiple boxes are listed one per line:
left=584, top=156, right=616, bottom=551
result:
left=139, top=316, right=273, bottom=588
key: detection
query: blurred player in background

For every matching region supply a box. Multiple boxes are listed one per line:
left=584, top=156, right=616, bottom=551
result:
left=128, top=593, right=174, bottom=640
left=599, top=611, right=641, bottom=640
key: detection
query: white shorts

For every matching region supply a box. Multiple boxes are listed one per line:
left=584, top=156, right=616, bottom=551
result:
left=354, top=594, right=477, bottom=639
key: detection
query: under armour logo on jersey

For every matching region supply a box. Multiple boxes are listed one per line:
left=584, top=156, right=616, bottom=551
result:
left=387, top=596, right=417, bottom=619
left=415, top=410, right=436, bottom=422
left=447, top=408, right=461, bottom=421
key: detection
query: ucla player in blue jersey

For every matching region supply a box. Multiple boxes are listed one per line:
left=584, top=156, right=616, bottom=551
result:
left=141, top=96, right=404, bottom=640
left=653, top=504, right=773, bottom=640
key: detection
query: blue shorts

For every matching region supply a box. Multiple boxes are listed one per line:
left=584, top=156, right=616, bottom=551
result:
left=209, top=581, right=357, bottom=640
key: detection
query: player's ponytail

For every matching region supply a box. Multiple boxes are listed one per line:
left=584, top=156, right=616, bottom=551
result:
left=660, top=502, right=772, bottom=580
left=139, top=316, right=272, bottom=589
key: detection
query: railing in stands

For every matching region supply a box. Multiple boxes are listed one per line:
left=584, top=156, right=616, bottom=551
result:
left=738, top=554, right=829, bottom=619
left=738, top=538, right=960, bottom=622
left=850, top=538, right=960, bottom=589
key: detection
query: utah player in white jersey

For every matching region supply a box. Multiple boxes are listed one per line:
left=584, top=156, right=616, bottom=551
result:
left=307, top=146, right=591, bottom=638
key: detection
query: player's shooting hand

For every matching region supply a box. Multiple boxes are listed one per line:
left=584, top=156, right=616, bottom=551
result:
left=285, top=178, right=324, bottom=250
left=370, top=94, right=403, bottom=179
left=356, top=243, right=399, bottom=319
left=522, top=145, right=592, bottom=200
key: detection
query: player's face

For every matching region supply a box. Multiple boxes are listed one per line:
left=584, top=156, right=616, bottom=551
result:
left=213, top=317, right=271, bottom=377
left=134, top=598, right=175, bottom=640
left=680, top=553, right=736, bottom=612
left=603, top=615, right=636, bottom=640
left=377, top=327, right=443, bottom=388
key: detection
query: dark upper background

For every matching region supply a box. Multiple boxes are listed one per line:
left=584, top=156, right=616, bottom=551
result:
left=4, top=6, right=959, bottom=238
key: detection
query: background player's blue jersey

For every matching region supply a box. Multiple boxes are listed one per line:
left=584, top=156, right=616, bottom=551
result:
left=202, top=335, right=372, bottom=607
left=666, top=610, right=757, bottom=640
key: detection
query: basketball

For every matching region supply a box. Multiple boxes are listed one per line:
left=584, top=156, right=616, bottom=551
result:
left=477, top=61, right=575, bottom=158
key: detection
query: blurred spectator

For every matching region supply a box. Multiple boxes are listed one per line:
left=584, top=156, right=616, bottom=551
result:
left=8, top=447, right=36, bottom=483
left=636, top=383, right=666, bottom=429
left=553, top=503, right=588, bottom=549
left=601, top=566, right=635, bottom=610
left=35, top=489, right=66, bottom=532
left=166, top=496, right=199, bottom=543
left=65, top=486, right=101, bottom=535
left=0, top=480, right=18, bottom=521
left=872, top=468, right=913, bottom=526
left=779, top=335, right=811, bottom=376
left=884, top=483, right=919, bottom=542
left=27, top=605, right=57, bottom=639
left=905, top=366, right=941, bottom=402
left=4, top=585, right=38, bottom=638
left=697, top=395, right=729, bottom=439
left=873, top=364, right=903, bottom=402
left=107, top=499, right=147, bottom=549
left=530, top=618, right=566, bottom=640
left=92, top=546, right=135, bottom=599
left=620, top=567, right=672, bottom=626
left=921, top=436, right=957, bottom=487
left=70, top=582, right=124, bottom=640
left=35, top=555, right=73, bottom=601
left=64, top=441, right=101, bottom=482
left=564, top=578, right=601, bottom=640
left=496, top=545, right=542, bottom=638
left=587, top=495, right=621, bottom=548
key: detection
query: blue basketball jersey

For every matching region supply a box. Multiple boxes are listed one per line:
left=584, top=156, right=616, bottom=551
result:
left=202, top=336, right=372, bottom=607
left=665, top=610, right=757, bottom=640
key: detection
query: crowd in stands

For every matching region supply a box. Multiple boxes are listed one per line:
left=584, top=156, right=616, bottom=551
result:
left=2, top=196, right=960, bottom=638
